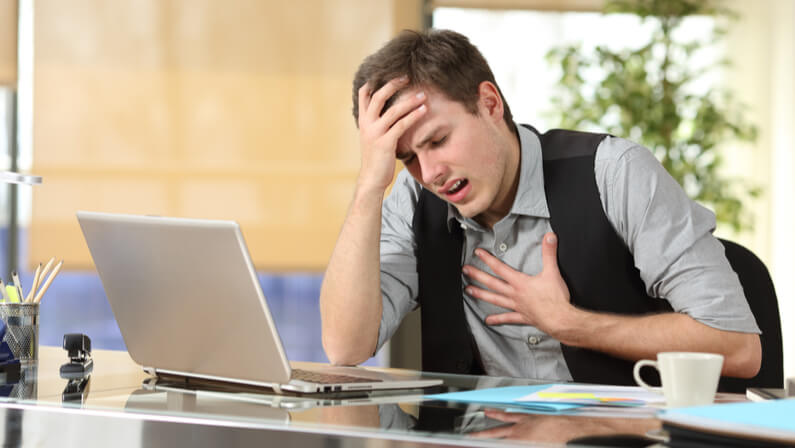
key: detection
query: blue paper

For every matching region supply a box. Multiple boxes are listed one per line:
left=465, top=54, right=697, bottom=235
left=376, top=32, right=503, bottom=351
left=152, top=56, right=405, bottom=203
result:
left=425, top=385, right=582, bottom=413
left=664, top=399, right=795, bottom=433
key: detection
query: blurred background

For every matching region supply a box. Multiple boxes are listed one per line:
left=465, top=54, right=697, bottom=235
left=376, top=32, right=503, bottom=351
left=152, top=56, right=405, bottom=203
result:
left=0, top=0, right=791, bottom=378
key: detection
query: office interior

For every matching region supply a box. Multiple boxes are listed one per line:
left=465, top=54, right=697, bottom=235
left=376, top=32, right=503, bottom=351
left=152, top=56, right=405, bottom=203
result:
left=0, top=0, right=792, bottom=381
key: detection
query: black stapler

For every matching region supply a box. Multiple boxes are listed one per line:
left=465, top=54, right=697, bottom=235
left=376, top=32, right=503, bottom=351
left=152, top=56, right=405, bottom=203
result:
left=60, top=333, right=93, bottom=378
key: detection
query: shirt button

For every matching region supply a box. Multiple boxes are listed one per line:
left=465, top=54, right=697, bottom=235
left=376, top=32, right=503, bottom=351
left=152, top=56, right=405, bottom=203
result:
left=527, top=335, right=540, bottom=347
left=460, top=223, right=468, bottom=230
left=499, top=243, right=507, bottom=252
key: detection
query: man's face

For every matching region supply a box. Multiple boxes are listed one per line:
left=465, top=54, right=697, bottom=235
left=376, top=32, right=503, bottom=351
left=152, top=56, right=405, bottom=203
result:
left=395, top=87, right=518, bottom=226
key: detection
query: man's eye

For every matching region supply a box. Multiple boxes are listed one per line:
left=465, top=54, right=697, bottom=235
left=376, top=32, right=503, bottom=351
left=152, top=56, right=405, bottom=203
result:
left=397, top=152, right=416, bottom=164
left=430, top=136, right=447, bottom=147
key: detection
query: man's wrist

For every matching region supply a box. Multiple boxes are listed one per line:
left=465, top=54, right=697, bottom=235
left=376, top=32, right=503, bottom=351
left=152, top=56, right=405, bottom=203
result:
left=354, top=177, right=389, bottom=199
left=551, top=306, right=592, bottom=347
left=351, top=181, right=388, bottom=209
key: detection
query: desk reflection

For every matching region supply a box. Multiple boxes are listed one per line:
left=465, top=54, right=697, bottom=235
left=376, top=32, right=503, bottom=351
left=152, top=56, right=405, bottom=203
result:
left=124, top=388, right=291, bottom=424
left=469, top=409, right=660, bottom=444
left=123, top=382, right=665, bottom=447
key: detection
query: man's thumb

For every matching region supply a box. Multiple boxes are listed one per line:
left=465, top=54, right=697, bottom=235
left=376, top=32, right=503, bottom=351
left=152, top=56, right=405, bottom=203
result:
left=542, top=232, right=560, bottom=274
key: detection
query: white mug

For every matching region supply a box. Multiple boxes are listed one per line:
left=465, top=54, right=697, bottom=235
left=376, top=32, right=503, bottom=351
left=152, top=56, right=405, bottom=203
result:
left=633, top=352, right=723, bottom=408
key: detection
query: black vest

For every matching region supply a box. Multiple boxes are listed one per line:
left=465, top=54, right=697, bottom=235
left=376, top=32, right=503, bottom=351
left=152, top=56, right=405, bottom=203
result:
left=413, top=125, right=672, bottom=385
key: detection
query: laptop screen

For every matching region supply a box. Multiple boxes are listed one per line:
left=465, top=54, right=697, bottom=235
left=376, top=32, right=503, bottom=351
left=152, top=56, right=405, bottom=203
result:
left=77, top=211, right=292, bottom=385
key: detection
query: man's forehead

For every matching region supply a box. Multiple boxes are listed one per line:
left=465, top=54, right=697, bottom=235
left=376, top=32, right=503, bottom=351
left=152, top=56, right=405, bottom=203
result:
left=396, top=118, right=439, bottom=157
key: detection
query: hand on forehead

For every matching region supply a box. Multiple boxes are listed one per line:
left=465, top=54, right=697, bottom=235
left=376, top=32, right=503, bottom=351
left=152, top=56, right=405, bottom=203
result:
left=380, top=82, right=426, bottom=116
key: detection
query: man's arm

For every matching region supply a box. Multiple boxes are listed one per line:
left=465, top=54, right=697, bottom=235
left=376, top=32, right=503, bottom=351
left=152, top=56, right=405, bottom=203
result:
left=463, top=234, right=762, bottom=378
left=556, top=303, right=762, bottom=378
left=320, top=77, right=427, bottom=365
left=320, top=185, right=387, bottom=365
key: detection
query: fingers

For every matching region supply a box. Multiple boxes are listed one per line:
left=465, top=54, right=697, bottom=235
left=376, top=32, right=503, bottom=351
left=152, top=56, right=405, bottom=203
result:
left=358, top=77, right=427, bottom=150
left=357, top=83, right=372, bottom=128
left=465, top=284, right=515, bottom=310
left=485, top=312, right=529, bottom=326
left=362, top=76, right=409, bottom=123
left=541, top=232, right=561, bottom=276
left=462, top=264, right=513, bottom=296
left=484, top=409, right=526, bottom=423
left=384, top=101, right=427, bottom=143
left=380, top=90, right=425, bottom=124
left=473, top=249, right=519, bottom=282
left=468, top=425, right=513, bottom=439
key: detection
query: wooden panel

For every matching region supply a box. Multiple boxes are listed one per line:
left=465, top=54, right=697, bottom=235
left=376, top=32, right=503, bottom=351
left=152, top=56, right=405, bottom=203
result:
left=430, top=0, right=602, bottom=12
left=29, top=0, right=412, bottom=270
left=0, top=0, right=16, bottom=85
left=393, top=0, right=425, bottom=32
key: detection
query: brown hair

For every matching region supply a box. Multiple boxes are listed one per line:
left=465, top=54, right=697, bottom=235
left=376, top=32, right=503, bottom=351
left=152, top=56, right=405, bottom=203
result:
left=352, top=29, right=515, bottom=133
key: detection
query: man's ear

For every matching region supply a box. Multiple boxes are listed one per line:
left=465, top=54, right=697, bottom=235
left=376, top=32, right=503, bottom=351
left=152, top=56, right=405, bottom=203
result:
left=477, top=81, right=504, bottom=122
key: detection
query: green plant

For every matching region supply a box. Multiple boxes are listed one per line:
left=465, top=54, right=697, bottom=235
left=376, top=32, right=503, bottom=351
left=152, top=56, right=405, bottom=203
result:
left=546, top=0, right=759, bottom=232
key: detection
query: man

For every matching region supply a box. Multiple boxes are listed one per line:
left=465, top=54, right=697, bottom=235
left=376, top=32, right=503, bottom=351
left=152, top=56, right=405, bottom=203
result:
left=320, top=29, right=761, bottom=384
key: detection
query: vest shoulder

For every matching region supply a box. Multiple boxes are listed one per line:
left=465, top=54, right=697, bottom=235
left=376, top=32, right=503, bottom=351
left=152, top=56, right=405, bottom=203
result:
left=531, top=127, right=608, bottom=160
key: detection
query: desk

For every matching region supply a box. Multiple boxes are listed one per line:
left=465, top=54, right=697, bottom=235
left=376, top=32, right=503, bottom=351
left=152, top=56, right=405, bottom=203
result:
left=0, top=347, right=745, bottom=447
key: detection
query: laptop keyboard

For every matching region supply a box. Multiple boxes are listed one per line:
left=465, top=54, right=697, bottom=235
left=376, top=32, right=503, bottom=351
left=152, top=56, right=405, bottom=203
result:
left=291, top=368, right=383, bottom=384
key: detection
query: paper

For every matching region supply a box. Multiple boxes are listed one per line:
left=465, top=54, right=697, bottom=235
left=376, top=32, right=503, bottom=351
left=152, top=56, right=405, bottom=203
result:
left=518, top=384, right=665, bottom=407
left=425, top=383, right=664, bottom=413
left=5, top=286, right=19, bottom=303
left=425, top=385, right=582, bottom=413
left=662, top=398, right=795, bottom=443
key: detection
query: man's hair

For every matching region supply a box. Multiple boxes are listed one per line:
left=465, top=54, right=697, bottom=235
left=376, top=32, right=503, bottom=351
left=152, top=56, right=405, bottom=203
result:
left=352, top=29, right=515, bottom=133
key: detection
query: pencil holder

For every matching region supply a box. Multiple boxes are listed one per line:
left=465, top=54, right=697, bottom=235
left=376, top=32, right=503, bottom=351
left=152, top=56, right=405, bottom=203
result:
left=1, top=363, right=37, bottom=400
left=0, top=303, right=39, bottom=363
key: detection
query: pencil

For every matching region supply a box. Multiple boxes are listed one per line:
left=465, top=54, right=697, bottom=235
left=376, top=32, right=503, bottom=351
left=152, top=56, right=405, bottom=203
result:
left=32, top=258, right=56, bottom=302
left=34, top=260, right=63, bottom=304
left=39, top=257, right=56, bottom=284
left=25, top=263, right=42, bottom=303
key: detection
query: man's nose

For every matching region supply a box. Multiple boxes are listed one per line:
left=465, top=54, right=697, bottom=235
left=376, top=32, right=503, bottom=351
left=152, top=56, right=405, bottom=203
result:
left=418, top=151, right=445, bottom=186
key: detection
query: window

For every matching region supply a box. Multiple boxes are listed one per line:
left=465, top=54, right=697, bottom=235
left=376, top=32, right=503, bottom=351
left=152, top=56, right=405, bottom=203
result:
left=432, top=7, right=721, bottom=133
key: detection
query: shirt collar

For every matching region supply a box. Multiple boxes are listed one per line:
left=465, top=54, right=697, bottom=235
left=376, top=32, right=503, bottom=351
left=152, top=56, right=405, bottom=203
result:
left=446, top=123, right=550, bottom=230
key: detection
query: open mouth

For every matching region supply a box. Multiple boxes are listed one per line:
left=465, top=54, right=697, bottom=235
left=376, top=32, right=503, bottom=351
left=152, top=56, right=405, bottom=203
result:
left=446, top=179, right=468, bottom=196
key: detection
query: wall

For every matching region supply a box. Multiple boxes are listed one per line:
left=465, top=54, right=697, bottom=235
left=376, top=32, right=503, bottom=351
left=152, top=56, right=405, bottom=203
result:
left=724, top=0, right=795, bottom=380
left=0, top=0, right=16, bottom=85
left=28, top=0, right=422, bottom=271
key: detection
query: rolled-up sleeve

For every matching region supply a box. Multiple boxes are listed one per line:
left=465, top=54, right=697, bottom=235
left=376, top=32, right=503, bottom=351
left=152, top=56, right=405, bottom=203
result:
left=377, top=169, right=423, bottom=351
left=595, top=137, right=760, bottom=334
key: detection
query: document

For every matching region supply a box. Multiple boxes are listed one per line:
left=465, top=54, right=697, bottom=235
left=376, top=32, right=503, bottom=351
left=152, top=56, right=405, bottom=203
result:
left=517, top=384, right=665, bottom=407
left=425, top=384, right=665, bottom=414
left=661, top=399, right=795, bottom=445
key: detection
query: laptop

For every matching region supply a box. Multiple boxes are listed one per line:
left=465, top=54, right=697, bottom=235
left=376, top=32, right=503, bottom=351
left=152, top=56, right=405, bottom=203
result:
left=76, top=211, right=442, bottom=395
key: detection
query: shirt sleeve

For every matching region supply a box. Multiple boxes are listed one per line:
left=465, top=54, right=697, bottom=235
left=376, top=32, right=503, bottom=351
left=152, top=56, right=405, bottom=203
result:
left=376, top=169, right=423, bottom=351
left=594, top=136, right=760, bottom=334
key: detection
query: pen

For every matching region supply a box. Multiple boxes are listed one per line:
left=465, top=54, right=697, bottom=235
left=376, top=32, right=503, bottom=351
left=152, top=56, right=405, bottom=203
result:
left=34, top=259, right=63, bottom=304
left=25, top=263, right=42, bottom=303
left=0, top=277, right=8, bottom=302
left=11, top=271, right=23, bottom=303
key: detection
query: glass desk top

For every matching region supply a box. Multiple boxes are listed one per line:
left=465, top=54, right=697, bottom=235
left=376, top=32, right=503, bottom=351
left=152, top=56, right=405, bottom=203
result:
left=0, top=347, right=746, bottom=447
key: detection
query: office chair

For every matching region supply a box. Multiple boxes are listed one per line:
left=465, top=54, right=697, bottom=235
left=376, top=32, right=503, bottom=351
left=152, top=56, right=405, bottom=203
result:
left=716, top=238, right=784, bottom=393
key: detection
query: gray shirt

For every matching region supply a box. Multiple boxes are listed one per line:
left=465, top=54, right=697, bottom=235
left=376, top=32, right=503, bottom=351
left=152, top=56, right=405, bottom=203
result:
left=377, top=124, right=760, bottom=380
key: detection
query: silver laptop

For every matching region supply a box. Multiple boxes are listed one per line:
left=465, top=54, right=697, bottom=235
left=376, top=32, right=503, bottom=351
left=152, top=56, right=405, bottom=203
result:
left=76, top=211, right=442, bottom=395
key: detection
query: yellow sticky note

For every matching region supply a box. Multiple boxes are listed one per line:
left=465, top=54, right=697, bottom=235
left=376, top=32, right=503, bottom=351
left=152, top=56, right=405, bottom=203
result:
left=6, top=285, right=19, bottom=303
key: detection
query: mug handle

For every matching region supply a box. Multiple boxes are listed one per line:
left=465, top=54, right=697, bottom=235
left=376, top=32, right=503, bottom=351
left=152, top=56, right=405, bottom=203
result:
left=633, top=359, right=662, bottom=392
